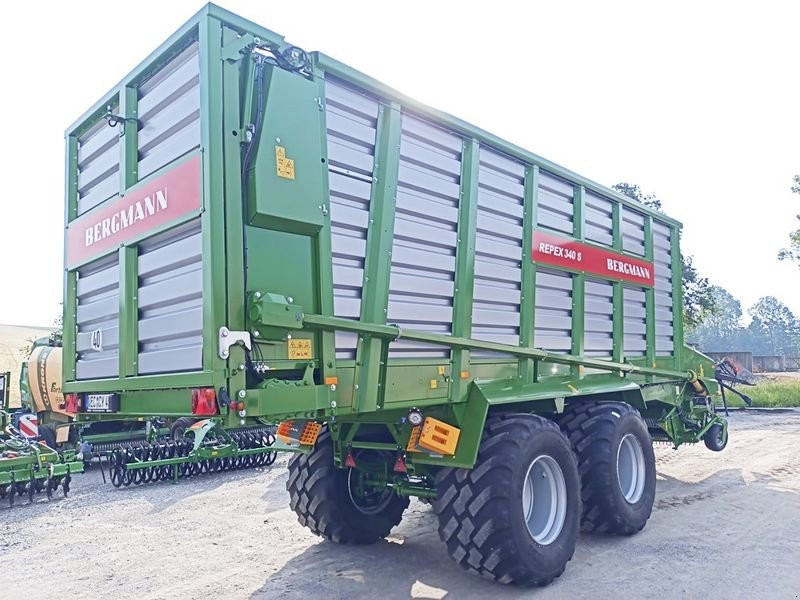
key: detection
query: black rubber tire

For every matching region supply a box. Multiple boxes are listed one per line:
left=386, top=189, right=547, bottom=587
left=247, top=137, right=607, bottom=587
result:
left=286, top=428, right=409, bottom=544
left=434, top=414, right=581, bottom=586
left=170, top=417, right=194, bottom=441
left=703, top=423, right=728, bottom=452
left=559, top=401, right=656, bottom=536
left=39, top=425, right=57, bottom=450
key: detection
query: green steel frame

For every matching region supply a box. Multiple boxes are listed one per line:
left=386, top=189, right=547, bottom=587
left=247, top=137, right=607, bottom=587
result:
left=62, top=4, right=724, bottom=477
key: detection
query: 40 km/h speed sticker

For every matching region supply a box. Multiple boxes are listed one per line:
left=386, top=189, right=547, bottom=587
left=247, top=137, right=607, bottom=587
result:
left=288, top=339, right=313, bottom=360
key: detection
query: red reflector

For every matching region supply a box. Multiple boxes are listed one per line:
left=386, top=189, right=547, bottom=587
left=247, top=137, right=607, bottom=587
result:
left=393, top=454, right=407, bottom=473
left=65, top=393, right=81, bottom=414
left=344, top=449, right=356, bottom=468
left=191, top=388, right=218, bottom=416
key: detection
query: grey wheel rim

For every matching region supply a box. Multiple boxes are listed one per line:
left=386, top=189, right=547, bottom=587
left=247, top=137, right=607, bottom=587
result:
left=522, top=455, right=568, bottom=545
left=617, top=433, right=646, bottom=504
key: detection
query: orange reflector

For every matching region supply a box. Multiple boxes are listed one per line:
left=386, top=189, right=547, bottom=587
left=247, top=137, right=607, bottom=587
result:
left=276, top=420, right=295, bottom=445
left=418, top=417, right=460, bottom=456
left=460, top=371, right=470, bottom=379
left=299, top=421, right=322, bottom=445
left=406, top=425, right=422, bottom=453
left=324, top=376, right=339, bottom=386
left=344, top=449, right=357, bottom=468
left=276, top=419, right=322, bottom=447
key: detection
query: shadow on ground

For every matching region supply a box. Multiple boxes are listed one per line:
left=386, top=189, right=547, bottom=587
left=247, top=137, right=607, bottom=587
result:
left=251, top=467, right=799, bottom=600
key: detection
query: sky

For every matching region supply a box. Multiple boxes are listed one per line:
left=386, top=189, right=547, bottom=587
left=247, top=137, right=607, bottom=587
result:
left=0, top=0, right=798, bottom=326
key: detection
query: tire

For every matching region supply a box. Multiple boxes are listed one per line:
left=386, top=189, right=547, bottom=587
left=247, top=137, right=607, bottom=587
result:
left=559, top=401, right=656, bottom=536
left=39, top=425, right=57, bottom=449
left=286, top=428, right=408, bottom=544
left=704, top=423, right=728, bottom=452
left=434, top=414, right=581, bottom=586
left=170, top=417, right=194, bottom=441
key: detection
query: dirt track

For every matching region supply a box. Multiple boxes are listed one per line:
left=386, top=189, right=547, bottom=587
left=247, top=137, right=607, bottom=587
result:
left=2, top=411, right=799, bottom=599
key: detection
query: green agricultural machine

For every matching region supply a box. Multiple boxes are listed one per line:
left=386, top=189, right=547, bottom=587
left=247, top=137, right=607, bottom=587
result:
left=63, top=4, right=728, bottom=584
left=0, top=372, right=83, bottom=506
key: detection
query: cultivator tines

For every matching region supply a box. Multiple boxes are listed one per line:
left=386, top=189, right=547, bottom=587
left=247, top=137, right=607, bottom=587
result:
left=108, top=422, right=277, bottom=488
left=0, top=422, right=84, bottom=508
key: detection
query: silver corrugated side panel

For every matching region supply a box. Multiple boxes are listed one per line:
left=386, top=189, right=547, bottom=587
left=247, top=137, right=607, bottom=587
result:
left=325, top=78, right=380, bottom=359
left=584, top=191, right=613, bottom=247
left=622, top=206, right=646, bottom=256
left=471, top=148, right=524, bottom=357
left=537, top=171, right=574, bottom=234
left=623, top=286, right=647, bottom=357
left=77, top=111, right=120, bottom=216
left=75, top=255, right=120, bottom=379
left=652, top=221, right=674, bottom=355
left=534, top=268, right=573, bottom=353
left=137, top=219, right=203, bottom=374
left=387, top=114, right=461, bottom=359
left=584, top=278, right=613, bottom=358
left=137, top=42, right=200, bottom=180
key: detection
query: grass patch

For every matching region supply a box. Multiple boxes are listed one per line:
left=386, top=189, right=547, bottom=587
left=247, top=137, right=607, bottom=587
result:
left=720, top=376, right=800, bottom=408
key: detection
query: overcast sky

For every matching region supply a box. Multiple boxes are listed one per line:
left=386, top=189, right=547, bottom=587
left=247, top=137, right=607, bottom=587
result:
left=0, top=0, right=797, bottom=327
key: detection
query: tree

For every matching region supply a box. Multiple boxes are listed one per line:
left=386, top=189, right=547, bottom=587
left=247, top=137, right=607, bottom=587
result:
left=747, top=296, right=800, bottom=356
left=686, top=286, right=744, bottom=351
left=777, top=175, right=800, bottom=264
left=612, top=182, right=716, bottom=329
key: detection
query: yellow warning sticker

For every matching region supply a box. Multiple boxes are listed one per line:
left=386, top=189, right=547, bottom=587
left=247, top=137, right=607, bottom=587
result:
left=288, top=338, right=313, bottom=360
left=275, top=145, right=295, bottom=179
left=430, top=379, right=438, bottom=389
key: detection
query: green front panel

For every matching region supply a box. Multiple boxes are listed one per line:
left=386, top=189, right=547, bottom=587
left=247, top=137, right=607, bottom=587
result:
left=247, top=66, right=327, bottom=235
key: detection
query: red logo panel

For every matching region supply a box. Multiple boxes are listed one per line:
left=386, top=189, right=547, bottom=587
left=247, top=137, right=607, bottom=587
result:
left=532, top=230, right=655, bottom=287
left=67, top=155, right=201, bottom=268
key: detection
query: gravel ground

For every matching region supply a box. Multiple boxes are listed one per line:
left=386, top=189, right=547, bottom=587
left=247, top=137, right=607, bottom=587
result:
left=1, top=411, right=799, bottom=600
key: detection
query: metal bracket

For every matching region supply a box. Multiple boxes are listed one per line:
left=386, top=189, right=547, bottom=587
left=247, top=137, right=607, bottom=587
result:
left=218, top=327, right=252, bottom=359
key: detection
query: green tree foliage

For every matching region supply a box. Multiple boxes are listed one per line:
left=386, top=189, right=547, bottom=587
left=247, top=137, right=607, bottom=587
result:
left=612, top=182, right=715, bottom=329
left=688, top=289, right=800, bottom=357
left=686, top=286, right=744, bottom=351
left=777, top=175, right=800, bottom=264
left=747, top=296, right=800, bottom=356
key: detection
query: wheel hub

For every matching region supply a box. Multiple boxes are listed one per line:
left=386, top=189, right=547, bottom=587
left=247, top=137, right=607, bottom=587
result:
left=522, top=454, right=568, bottom=545
left=617, top=433, right=646, bottom=504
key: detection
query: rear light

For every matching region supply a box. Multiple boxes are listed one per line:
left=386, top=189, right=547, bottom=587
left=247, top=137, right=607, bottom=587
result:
left=65, top=393, right=81, bottom=414
left=191, top=388, right=218, bottom=416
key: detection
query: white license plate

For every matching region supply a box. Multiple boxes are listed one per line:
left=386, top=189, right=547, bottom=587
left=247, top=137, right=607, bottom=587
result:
left=86, top=394, right=114, bottom=412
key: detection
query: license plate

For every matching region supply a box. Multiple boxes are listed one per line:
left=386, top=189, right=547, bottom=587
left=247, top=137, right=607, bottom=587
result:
left=85, top=394, right=116, bottom=413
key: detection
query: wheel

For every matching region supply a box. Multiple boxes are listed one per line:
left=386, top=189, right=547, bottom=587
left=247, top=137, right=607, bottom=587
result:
left=170, top=417, right=195, bottom=441
left=434, top=414, right=581, bottom=586
left=559, top=401, right=656, bottom=536
left=704, top=423, right=728, bottom=452
left=39, top=425, right=57, bottom=449
left=286, top=428, right=409, bottom=544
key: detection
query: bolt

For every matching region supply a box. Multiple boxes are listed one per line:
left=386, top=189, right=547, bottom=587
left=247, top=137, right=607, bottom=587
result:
left=221, top=329, right=228, bottom=337
left=355, top=384, right=360, bottom=390
left=287, top=297, right=293, bottom=303
left=287, top=334, right=293, bottom=340
left=254, top=330, right=260, bottom=337
left=238, top=390, right=247, bottom=399
left=330, top=400, right=337, bottom=408
left=255, top=291, right=262, bottom=299
left=330, top=384, right=337, bottom=392
left=238, top=364, right=245, bottom=371
left=276, top=137, right=281, bottom=143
